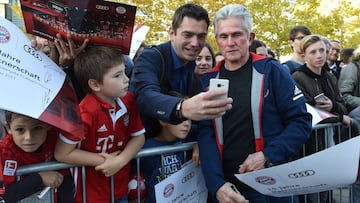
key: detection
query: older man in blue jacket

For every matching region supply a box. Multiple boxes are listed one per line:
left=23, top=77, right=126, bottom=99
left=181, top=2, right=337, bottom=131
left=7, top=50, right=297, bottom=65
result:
left=197, top=4, right=312, bottom=203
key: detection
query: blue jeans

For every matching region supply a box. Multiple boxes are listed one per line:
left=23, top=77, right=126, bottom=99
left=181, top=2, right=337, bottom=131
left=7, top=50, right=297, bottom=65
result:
left=115, top=195, right=128, bottom=203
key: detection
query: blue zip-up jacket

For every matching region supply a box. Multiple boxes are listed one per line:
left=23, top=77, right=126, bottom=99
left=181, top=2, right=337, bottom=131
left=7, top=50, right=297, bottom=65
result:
left=131, top=41, right=196, bottom=137
left=198, top=53, right=312, bottom=200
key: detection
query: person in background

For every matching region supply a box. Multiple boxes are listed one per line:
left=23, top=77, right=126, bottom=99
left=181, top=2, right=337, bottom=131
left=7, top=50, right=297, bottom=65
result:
left=325, top=40, right=342, bottom=79
left=292, top=35, right=351, bottom=133
left=215, top=52, right=225, bottom=63
left=198, top=4, right=311, bottom=203
left=195, top=43, right=216, bottom=78
left=54, top=46, right=145, bottom=203
left=291, top=35, right=351, bottom=203
left=1, top=112, right=74, bottom=203
left=339, top=48, right=355, bottom=68
left=338, top=50, right=360, bottom=113
left=283, top=25, right=312, bottom=73
left=249, top=39, right=268, bottom=56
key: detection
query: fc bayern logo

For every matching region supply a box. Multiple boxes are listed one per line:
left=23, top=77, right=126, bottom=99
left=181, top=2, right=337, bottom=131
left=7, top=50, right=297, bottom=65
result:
left=0, top=25, right=10, bottom=43
left=255, top=176, right=276, bottom=185
left=163, top=183, right=174, bottom=198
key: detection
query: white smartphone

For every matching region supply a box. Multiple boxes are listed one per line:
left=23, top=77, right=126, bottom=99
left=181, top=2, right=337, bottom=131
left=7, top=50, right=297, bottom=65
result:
left=314, top=93, right=326, bottom=103
left=209, top=78, right=229, bottom=100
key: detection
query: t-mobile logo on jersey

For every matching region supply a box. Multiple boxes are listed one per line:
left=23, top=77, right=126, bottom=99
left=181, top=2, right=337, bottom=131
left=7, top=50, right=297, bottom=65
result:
left=96, top=135, right=117, bottom=152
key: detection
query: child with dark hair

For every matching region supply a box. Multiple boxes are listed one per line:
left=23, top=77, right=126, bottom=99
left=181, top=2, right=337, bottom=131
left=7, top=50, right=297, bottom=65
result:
left=141, top=91, right=195, bottom=203
left=1, top=111, right=74, bottom=203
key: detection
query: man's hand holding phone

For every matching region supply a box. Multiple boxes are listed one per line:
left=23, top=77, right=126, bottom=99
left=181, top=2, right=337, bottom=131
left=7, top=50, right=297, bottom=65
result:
left=209, top=78, right=229, bottom=100
left=180, top=78, right=232, bottom=120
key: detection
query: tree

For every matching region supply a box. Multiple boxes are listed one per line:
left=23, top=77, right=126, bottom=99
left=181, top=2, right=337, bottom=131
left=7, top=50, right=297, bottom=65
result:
left=11, top=0, right=360, bottom=58
left=246, top=0, right=295, bottom=59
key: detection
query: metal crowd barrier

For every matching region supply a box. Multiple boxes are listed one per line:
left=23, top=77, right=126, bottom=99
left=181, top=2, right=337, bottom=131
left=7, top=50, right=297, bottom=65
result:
left=300, top=122, right=357, bottom=203
left=14, top=123, right=358, bottom=203
left=15, top=142, right=196, bottom=203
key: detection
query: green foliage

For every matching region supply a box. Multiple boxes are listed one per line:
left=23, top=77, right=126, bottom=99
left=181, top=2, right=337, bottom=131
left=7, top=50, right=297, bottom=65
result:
left=12, top=0, right=360, bottom=58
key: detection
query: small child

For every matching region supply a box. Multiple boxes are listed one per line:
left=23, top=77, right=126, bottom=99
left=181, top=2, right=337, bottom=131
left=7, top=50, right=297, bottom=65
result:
left=141, top=91, right=197, bottom=203
left=54, top=46, right=145, bottom=203
left=1, top=111, right=74, bottom=203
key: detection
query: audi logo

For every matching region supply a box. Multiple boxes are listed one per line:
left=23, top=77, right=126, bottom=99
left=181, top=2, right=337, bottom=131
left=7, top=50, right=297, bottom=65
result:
left=288, top=170, right=315, bottom=179
left=23, top=45, right=42, bottom=61
left=182, top=171, right=195, bottom=183
left=96, top=5, right=109, bottom=10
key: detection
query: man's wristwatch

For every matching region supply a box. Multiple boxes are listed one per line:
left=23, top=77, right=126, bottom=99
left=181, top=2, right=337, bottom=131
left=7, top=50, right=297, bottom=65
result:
left=175, top=99, right=184, bottom=119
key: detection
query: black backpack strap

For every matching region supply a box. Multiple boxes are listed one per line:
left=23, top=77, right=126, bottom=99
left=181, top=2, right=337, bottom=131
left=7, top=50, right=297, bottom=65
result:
left=151, top=46, right=167, bottom=87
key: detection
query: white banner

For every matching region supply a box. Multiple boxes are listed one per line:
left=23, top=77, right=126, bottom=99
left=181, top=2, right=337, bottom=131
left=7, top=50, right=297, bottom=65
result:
left=236, top=136, right=360, bottom=197
left=306, top=104, right=337, bottom=127
left=129, top=25, right=150, bottom=60
left=155, top=161, right=208, bottom=203
left=0, top=17, right=65, bottom=118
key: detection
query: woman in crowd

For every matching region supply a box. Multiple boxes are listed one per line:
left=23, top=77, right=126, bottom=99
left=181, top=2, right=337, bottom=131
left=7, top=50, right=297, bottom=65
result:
left=194, top=43, right=216, bottom=78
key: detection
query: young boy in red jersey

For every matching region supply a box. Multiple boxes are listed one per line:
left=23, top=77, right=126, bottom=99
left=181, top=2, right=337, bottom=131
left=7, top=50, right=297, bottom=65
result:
left=54, top=46, right=145, bottom=203
left=1, top=111, right=74, bottom=203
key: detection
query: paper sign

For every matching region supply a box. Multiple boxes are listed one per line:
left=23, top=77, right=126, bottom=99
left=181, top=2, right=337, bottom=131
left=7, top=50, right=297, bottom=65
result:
left=306, top=104, right=337, bottom=127
left=20, top=0, right=136, bottom=54
left=0, top=16, right=83, bottom=138
left=235, top=136, right=360, bottom=197
left=0, top=16, right=65, bottom=118
left=129, top=25, right=150, bottom=60
left=155, top=161, right=208, bottom=203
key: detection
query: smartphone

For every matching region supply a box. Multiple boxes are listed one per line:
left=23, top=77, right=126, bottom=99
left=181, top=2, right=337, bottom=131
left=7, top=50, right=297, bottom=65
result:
left=209, top=78, right=229, bottom=100
left=314, top=93, right=326, bottom=102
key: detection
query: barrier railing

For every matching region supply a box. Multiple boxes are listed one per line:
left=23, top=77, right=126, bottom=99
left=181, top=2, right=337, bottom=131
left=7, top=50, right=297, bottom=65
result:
left=300, top=122, right=356, bottom=203
left=14, top=123, right=357, bottom=203
left=15, top=142, right=196, bottom=203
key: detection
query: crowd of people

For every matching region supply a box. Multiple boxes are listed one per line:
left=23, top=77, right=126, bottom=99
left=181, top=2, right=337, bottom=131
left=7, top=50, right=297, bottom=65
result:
left=0, top=2, right=359, bottom=203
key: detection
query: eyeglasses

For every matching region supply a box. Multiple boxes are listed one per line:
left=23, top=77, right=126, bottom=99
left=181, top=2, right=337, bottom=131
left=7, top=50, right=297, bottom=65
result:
left=294, top=36, right=305, bottom=41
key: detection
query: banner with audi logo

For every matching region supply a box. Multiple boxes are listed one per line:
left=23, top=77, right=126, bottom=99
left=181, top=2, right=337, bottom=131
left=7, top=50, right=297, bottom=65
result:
left=20, top=0, right=136, bottom=55
left=0, top=17, right=84, bottom=140
left=155, top=161, right=208, bottom=203
left=235, top=136, right=360, bottom=197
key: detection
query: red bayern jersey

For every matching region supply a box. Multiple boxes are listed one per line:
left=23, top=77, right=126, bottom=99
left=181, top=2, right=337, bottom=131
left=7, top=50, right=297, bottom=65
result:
left=60, top=92, right=145, bottom=203
left=0, top=129, right=60, bottom=187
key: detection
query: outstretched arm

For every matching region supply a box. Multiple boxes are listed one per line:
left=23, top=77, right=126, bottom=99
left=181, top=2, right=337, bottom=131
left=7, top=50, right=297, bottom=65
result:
left=54, top=137, right=104, bottom=166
